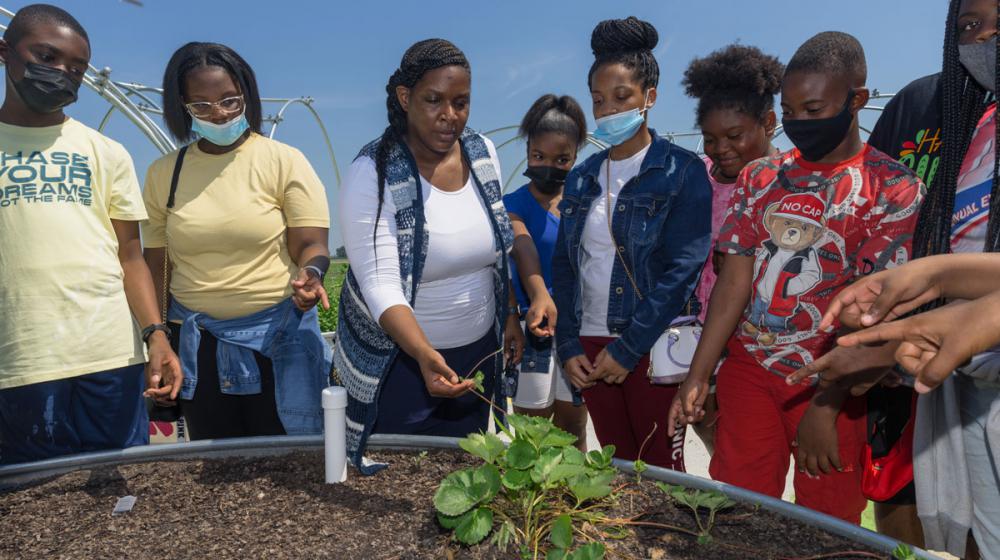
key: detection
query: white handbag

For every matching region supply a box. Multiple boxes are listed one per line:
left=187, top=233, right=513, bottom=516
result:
left=603, top=160, right=700, bottom=386
left=648, top=318, right=701, bottom=385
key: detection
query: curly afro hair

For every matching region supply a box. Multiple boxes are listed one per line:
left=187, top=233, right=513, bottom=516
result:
left=682, top=44, right=783, bottom=127
left=588, top=16, right=659, bottom=90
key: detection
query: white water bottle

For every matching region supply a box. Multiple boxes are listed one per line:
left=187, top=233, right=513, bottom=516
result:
left=322, top=386, right=348, bottom=484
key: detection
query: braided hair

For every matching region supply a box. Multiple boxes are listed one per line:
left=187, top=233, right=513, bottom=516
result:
left=373, top=39, right=470, bottom=237
left=682, top=44, right=784, bottom=127
left=914, top=0, right=1000, bottom=258
left=588, top=16, right=659, bottom=90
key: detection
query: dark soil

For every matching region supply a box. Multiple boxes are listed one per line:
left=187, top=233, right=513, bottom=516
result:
left=0, top=449, right=887, bottom=559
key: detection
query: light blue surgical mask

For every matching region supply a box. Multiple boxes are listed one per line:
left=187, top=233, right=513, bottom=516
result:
left=191, top=110, right=250, bottom=146
left=593, top=92, right=651, bottom=146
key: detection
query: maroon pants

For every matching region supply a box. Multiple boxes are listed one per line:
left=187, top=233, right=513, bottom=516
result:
left=580, top=336, right=685, bottom=471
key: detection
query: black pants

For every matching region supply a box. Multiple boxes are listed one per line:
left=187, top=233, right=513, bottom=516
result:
left=169, top=328, right=285, bottom=440
left=373, top=328, right=497, bottom=437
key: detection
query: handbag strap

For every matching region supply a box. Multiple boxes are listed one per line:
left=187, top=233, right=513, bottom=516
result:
left=161, top=145, right=189, bottom=321
left=605, top=156, right=644, bottom=300
left=603, top=154, right=700, bottom=317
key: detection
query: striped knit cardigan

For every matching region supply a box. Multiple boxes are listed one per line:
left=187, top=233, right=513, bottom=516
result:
left=332, top=128, right=514, bottom=475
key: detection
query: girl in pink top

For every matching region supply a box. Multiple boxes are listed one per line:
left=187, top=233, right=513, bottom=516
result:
left=682, top=44, right=783, bottom=452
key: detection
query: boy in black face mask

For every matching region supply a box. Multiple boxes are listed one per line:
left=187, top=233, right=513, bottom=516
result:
left=503, top=94, right=589, bottom=450
left=669, top=31, right=925, bottom=524
left=0, top=4, right=181, bottom=464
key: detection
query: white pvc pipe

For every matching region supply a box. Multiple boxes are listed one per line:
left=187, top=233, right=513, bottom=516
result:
left=321, top=386, right=348, bottom=484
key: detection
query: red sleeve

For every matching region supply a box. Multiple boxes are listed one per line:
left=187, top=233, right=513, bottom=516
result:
left=855, top=170, right=926, bottom=275
left=716, top=163, right=766, bottom=257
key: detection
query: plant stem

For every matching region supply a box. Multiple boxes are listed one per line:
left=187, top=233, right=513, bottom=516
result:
left=463, top=348, right=504, bottom=379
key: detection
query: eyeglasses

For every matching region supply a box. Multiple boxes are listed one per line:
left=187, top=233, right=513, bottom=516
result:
left=185, top=95, right=244, bottom=118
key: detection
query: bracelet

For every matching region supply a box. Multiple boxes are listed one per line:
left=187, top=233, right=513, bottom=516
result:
left=303, top=265, right=325, bottom=281
left=141, top=323, right=171, bottom=345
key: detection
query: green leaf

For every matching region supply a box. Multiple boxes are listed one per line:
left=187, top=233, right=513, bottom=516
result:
left=540, top=426, right=578, bottom=448
left=502, top=468, right=532, bottom=490
left=470, top=463, right=501, bottom=502
left=459, top=432, right=506, bottom=464
left=562, top=446, right=586, bottom=465
left=569, top=470, right=614, bottom=503
left=437, top=509, right=473, bottom=530
left=548, top=463, right=588, bottom=484
left=586, top=445, right=615, bottom=468
left=696, top=534, right=712, bottom=545
left=568, top=542, right=605, bottom=560
left=455, top=506, right=493, bottom=545
left=531, top=447, right=564, bottom=484
left=701, top=492, right=735, bottom=512
left=508, top=414, right=531, bottom=437
left=472, top=370, right=486, bottom=393
left=892, top=544, right=917, bottom=560
left=434, top=469, right=478, bottom=516
left=633, top=459, right=647, bottom=475
left=545, top=550, right=568, bottom=560
left=550, top=514, right=573, bottom=549
left=507, top=439, right=538, bottom=469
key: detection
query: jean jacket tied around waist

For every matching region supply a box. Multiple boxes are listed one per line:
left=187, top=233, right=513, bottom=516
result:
left=552, top=130, right=712, bottom=371
left=168, top=297, right=332, bottom=434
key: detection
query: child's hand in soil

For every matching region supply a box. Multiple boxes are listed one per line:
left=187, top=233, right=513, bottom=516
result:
left=417, top=348, right=472, bottom=398
left=793, top=403, right=843, bottom=476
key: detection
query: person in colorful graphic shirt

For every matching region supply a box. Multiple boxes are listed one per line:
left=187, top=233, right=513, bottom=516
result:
left=669, top=32, right=925, bottom=524
left=0, top=4, right=182, bottom=464
left=788, top=0, right=1000, bottom=555
left=681, top=44, right=784, bottom=454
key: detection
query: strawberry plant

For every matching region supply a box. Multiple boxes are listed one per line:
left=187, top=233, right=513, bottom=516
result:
left=434, top=414, right=617, bottom=559
left=655, top=482, right=735, bottom=544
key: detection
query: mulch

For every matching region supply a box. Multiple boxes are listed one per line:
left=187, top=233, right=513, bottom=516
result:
left=0, top=449, right=886, bottom=559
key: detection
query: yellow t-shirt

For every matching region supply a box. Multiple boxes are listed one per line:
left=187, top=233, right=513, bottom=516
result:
left=142, top=133, right=330, bottom=320
left=0, top=118, right=148, bottom=389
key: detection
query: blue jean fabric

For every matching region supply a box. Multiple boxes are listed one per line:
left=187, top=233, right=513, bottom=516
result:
left=0, top=364, right=148, bottom=464
left=748, top=296, right=790, bottom=332
left=168, top=297, right=332, bottom=434
left=552, top=129, right=712, bottom=370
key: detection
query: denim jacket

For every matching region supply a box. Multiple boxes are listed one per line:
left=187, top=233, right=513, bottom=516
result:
left=552, top=130, right=712, bottom=371
left=168, top=297, right=332, bottom=434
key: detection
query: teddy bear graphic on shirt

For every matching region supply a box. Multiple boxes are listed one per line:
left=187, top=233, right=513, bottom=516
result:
left=743, top=193, right=827, bottom=347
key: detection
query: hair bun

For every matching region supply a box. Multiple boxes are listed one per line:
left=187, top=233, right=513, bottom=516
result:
left=591, top=16, right=658, bottom=57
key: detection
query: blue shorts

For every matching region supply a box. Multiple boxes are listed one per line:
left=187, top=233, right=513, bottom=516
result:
left=0, top=364, right=149, bottom=465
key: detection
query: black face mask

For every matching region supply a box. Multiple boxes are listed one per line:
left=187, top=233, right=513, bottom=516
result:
left=782, top=90, right=856, bottom=162
left=523, top=165, right=568, bottom=195
left=8, top=55, right=81, bottom=114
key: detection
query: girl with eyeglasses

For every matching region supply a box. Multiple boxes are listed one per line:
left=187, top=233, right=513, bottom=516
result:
left=141, top=42, right=333, bottom=440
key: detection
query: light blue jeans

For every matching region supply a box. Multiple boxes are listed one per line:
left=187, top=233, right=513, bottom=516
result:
left=958, top=374, right=1000, bottom=558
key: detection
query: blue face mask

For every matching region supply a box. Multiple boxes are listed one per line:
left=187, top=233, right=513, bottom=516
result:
left=191, top=111, right=250, bottom=146
left=592, top=92, right=651, bottom=146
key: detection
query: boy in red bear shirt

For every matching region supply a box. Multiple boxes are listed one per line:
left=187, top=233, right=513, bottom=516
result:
left=669, top=31, right=924, bottom=523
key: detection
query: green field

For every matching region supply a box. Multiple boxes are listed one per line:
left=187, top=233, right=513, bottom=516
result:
left=318, top=261, right=348, bottom=332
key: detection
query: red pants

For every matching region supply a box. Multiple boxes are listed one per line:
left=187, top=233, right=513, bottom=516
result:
left=580, top=337, right=685, bottom=471
left=710, top=342, right=867, bottom=524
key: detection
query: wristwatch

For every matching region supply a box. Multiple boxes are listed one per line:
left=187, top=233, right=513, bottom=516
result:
left=141, top=323, right=172, bottom=345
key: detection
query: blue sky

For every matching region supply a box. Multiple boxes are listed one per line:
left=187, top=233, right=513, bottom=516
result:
left=3, top=0, right=945, bottom=248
